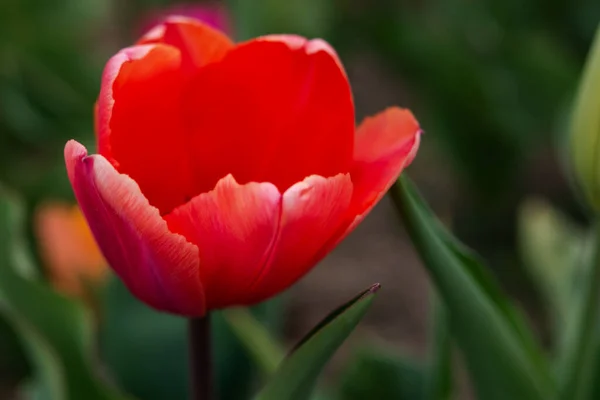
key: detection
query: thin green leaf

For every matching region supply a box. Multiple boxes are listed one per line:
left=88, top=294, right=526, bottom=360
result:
left=0, top=188, right=130, bottom=400
left=256, top=284, right=380, bottom=400
left=392, top=176, right=555, bottom=400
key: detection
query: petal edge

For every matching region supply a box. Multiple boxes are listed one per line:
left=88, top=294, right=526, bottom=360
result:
left=164, top=174, right=282, bottom=309
left=350, top=107, right=422, bottom=219
left=246, top=173, right=353, bottom=304
left=313, top=108, right=422, bottom=258
left=65, top=140, right=205, bottom=316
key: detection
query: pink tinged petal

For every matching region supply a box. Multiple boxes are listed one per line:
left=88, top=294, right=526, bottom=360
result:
left=246, top=174, right=353, bottom=304
left=164, top=175, right=282, bottom=310
left=65, top=140, right=205, bottom=316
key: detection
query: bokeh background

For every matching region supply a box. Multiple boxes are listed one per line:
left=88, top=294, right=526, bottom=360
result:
left=1, top=0, right=600, bottom=399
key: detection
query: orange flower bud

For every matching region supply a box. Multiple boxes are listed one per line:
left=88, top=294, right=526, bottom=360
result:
left=35, top=203, right=106, bottom=298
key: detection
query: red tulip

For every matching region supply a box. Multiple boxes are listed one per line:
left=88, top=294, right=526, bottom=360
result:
left=65, top=18, right=421, bottom=316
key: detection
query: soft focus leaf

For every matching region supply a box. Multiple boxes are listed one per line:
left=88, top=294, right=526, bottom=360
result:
left=256, top=284, right=379, bottom=400
left=336, top=347, right=425, bottom=400
left=392, top=176, right=555, bottom=400
left=518, top=198, right=589, bottom=334
left=570, top=22, right=600, bottom=211
left=0, top=188, right=129, bottom=400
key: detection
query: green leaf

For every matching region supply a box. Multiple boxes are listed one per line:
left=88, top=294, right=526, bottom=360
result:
left=391, top=176, right=555, bottom=400
left=427, top=297, right=452, bottom=400
left=0, top=188, right=130, bottom=400
left=256, top=284, right=379, bottom=400
left=336, top=347, right=426, bottom=400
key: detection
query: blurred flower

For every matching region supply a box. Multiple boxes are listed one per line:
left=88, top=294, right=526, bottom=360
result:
left=65, top=19, right=421, bottom=316
left=570, top=23, right=600, bottom=212
left=138, top=2, right=231, bottom=37
left=35, top=203, right=106, bottom=298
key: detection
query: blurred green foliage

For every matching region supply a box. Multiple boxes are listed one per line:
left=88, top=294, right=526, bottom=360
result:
left=0, top=0, right=110, bottom=202
left=336, top=347, right=425, bottom=400
left=0, top=189, right=130, bottom=400
left=1, top=0, right=600, bottom=399
left=518, top=198, right=589, bottom=334
left=333, top=0, right=596, bottom=197
left=394, top=176, right=554, bottom=400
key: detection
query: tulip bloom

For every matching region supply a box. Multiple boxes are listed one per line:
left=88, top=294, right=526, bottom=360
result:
left=35, top=203, right=106, bottom=298
left=65, top=18, right=421, bottom=316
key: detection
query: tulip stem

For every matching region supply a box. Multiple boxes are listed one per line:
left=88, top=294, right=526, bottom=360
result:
left=188, top=315, right=213, bottom=400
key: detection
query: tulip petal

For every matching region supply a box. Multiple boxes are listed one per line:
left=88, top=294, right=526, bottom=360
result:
left=350, top=107, right=421, bottom=219
left=182, top=35, right=355, bottom=195
left=96, top=43, right=198, bottom=215
left=246, top=174, right=353, bottom=304
left=138, top=17, right=233, bottom=72
left=164, top=175, right=281, bottom=309
left=65, top=140, right=205, bottom=316
left=314, top=108, right=421, bottom=257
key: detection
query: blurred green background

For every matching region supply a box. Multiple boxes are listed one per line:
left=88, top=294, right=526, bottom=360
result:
left=1, top=0, right=599, bottom=399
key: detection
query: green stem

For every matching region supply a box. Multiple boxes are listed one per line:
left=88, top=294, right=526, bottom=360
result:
left=559, top=222, right=600, bottom=400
